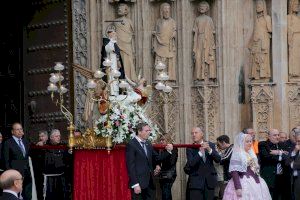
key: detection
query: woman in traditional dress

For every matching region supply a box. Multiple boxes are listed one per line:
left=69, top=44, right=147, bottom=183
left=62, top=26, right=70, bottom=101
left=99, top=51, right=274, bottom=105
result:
left=223, top=133, right=271, bottom=200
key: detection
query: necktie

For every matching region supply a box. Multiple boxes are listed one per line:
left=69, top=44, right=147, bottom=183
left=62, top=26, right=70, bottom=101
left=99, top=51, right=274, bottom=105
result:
left=18, top=139, right=26, bottom=157
left=277, top=163, right=283, bottom=175
left=141, top=142, right=148, bottom=157
left=275, top=144, right=282, bottom=175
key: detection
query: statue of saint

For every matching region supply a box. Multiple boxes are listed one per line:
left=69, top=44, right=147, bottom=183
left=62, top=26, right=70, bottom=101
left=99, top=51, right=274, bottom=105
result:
left=113, top=3, right=137, bottom=82
left=249, top=0, right=272, bottom=81
left=100, top=29, right=125, bottom=96
left=288, top=0, right=300, bottom=80
left=152, top=3, right=176, bottom=81
left=192, top=1, right=216, bottom=81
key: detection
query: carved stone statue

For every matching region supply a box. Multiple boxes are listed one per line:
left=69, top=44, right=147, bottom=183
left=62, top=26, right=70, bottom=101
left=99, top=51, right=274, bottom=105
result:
left=192, top=1, right=216, bottom=81
left=152, top=3, right=176, bottom=81
left=249, top=0, right=272, bottom=81
left=113, top=3, right=137, bottom=82
left=288, top=0, right=300, bottom=80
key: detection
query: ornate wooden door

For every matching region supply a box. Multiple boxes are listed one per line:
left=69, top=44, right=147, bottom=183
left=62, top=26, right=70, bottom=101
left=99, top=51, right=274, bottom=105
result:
left=23, top=0, right=72, bottom=140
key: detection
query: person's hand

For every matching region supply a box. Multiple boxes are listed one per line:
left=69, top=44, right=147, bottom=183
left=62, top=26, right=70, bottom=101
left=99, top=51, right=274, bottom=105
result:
left=36, top=141, right=45, bottom=146
left=236, top=189, right=242, bottom=197
left=295, top=145, right=300, bottom=152
left=270, top=150, right=280, bottom=155
left=134, top=185, right=141, bottom=194
left=282, top=150, right=289, bottom=155
left=165, top=144, right=173, bottom=152
left=202, top=142, right=211, bottom=152
left=154, top=165, right=161, bottom=176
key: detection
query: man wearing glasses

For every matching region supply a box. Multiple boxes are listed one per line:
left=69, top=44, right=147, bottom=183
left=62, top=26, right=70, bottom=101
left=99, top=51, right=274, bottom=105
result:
left=0, top=169, right=23, bottom=200
left=2, top=123, right=31, bottom=200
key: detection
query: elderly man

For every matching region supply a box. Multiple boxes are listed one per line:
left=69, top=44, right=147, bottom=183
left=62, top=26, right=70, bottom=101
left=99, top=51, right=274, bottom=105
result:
left=0, top=169, right=23, bottom=200
left=36, top=130, right=48, bottom=146
left=279, top=131, right=288, bottom=143
left=2, top=123, right=31, bottom=200
left=184, top=127, right=221, bottom=200
left=42, top=129, right=69, bottom=200
left=259, top=129, right=290, bottom=200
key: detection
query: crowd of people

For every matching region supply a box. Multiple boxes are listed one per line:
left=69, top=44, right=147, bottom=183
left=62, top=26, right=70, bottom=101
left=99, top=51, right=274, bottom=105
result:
left=126, top=123, right=300, bottom=200
left=0, top=122, right=71, bottom=200
left=0, top=122, right=299, bottom=200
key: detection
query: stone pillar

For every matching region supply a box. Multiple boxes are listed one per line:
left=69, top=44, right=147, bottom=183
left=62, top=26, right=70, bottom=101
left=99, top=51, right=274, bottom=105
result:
left=89, top=0, right=100, bottom=71
left=271, top=0, right=289, bottom=132
left=219, top=0, right=244, bottom=138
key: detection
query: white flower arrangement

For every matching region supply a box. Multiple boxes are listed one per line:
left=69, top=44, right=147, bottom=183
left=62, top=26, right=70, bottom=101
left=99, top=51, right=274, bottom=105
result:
left=94, top=101, right=159, bottom=144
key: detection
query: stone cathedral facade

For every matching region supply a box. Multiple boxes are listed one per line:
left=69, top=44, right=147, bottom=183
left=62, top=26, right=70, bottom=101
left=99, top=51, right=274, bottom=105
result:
left=72, top=0, right=300, bottom=199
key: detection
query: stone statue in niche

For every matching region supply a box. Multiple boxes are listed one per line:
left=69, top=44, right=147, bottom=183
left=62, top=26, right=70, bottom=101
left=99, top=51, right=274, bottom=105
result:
left=192, top=1, right=217, bottom=82
left=249, top=0, right=272, bottom=82
left=288, top=0, right=300, bottom=80
left=152, top=3, right=177, bottom=81
left=113, top=3, right=137, bottom=82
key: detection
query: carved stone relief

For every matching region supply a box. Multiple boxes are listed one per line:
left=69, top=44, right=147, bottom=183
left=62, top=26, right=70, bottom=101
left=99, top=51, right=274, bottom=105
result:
left=250, top=84, right=274, bottom=139
left=191, top=85, right=219, bottom=141
left=249, top=0, right=272, bottom=82
left=192, top=1, right=217, bottom=82
left=287, top=84, right=300, bottom=130
left=72, top=0, right=88, bottom=66
left=288, top=0, right=300, bottom=81
left=146, top=88, right=179, bottom=140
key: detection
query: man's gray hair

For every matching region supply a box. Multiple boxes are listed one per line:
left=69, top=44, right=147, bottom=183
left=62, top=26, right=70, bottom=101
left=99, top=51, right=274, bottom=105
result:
left=50, top=129, right=60, bottom=137
left=0, top=176, right=15, bottom=190
left=38, top=130, right=48, bottom=136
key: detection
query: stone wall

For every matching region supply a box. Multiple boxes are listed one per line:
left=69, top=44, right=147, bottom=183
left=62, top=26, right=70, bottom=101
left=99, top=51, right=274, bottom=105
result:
left=72, top=0, right=300, bottom=199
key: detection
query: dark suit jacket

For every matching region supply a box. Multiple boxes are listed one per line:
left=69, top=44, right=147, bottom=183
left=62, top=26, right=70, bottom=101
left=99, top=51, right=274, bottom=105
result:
left=258, top=140, right=288, bottom=188
left=184, top=142, right=221, bottom=190
left=159, top=148, right=178, bottom=181
left=125, top=137, right=170, bottom=189
left=2, top=137, right=30, bottom=176
left=0, top=192, right=20, bottom=200
left=288, top=151, right=300, bottom=175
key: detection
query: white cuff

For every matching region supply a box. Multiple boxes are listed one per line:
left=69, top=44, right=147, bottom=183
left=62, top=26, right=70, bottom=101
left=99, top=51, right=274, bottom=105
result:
left=131, top=183, right=140, bottom=189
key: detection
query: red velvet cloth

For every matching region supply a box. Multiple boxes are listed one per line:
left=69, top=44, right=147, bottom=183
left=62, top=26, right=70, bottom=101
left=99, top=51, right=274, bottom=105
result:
left=73, top=149, right=131, bottom=200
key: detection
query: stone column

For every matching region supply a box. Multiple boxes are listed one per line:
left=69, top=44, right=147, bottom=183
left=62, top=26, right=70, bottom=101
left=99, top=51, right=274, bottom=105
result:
left=89, top=0, right=100, bottom=71
left=271, top=0, right=289, bottom=132
left=219, top=0, right=244, bottom=138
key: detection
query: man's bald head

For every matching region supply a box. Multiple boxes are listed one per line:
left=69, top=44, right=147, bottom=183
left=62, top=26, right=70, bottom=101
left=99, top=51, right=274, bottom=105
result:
left=0, top=169, right=23, bottom=192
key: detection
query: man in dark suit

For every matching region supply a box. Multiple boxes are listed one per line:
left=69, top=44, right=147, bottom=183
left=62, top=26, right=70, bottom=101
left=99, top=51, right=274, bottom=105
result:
left=184, top=127, right=221, bottom=200
left=126, top=122, right=173, bottom=200
left=289, top=133, right=300, bottom=200
left=2, top=123, right=31, bottom=200
left=0, top=169, right=23, bottom=200
left=259, top=129, right=290, bottom=200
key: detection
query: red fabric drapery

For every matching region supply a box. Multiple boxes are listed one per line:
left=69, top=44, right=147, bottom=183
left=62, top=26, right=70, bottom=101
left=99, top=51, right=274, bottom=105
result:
left=73, top=144, right=201, bottom=200
left=73, top=149, right=131, bottom=200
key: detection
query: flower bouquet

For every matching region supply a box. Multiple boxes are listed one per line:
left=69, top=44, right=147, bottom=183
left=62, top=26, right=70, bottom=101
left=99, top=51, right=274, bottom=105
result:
left=94, top=101, right=159, bottom=144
